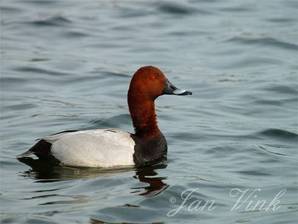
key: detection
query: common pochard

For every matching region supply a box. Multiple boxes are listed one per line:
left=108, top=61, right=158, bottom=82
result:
left=18, top=66, right=192, bottom=168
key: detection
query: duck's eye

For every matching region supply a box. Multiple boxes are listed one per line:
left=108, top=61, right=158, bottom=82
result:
left=149, top=75, right=157, bottom=80
left=153, top=73, right=160, bottom=79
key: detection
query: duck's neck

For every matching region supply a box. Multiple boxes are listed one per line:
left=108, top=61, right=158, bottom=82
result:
left=128, top=95, right=160, bottom=138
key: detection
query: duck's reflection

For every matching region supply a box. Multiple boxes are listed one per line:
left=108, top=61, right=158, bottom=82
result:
left=18, top=157, right=133, bottom=181
left=18, top=157, right=168, bottom=196
left=132, top=163, right=168, bottom=196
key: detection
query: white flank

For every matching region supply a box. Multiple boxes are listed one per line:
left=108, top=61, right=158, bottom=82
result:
left=43, top=129, right=135, bottom=168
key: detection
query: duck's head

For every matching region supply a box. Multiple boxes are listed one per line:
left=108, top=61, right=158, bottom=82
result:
left=128, top=66, right=192, bottom=100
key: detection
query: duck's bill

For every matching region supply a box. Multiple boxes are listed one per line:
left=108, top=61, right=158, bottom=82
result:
left=163, top=80, right=192, bottom=96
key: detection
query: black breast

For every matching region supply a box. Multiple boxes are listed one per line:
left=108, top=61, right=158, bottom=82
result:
left=131, top=133, right=167, bottom=167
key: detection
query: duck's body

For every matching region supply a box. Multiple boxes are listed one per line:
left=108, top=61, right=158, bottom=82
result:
left=22, top=128, right=167, bottom=168
left=18, top=66, right=191, bottom=168
left=33, top=129, right=135, bottom=167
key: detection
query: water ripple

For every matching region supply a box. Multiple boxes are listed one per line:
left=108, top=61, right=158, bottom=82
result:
left=24, top=0, right=60, bottom=6
left=0, top=6, right=22, bottom=13
left=264, top=85, right=298, bottom=95
left=1, top=77, right=28, bottom=84
left=14, top=66, right=73, bottom=77
left=266, top=17, right=296, bottom=24
left=158, top=2, right=204, bottom=15
left=259, top=129, right=298, bottom=140
left=227, top=37, right=298, bottom=51
left=5, top=103, right=36, bottom=111
left=89, top=114, right=130, bottom=129
left=63, top=30, right=89, bottom=38
left=26, top=15, right=72, bottom=27
left=237, top=170, right=271, bottom=176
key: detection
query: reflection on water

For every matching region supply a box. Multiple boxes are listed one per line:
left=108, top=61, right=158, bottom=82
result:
left=133, top=164, right=168, bottom=196
left=19, top=158, right=132, bottom=181
left=18, top=158, right=168, bottom=196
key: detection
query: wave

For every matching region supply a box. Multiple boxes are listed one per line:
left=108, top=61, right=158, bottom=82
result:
left=14, top=66, right=72, bottom=77
left=264, top=85, right=298, bottom=95
left=259, top=128, right=298, bottom=140
left=158, top=2, right=209, bottom=15
left=227, top=37, right=298, bottom=51
left=26, top=15, right=72, bottom=27
left=89, top=114, right=130, bottom=129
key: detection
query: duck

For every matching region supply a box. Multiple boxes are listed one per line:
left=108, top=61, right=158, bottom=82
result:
left=17, top=66, right=192, bottom=168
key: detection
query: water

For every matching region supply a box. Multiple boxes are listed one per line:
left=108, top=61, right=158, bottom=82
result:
left=1, top=0, right=298, bottom=223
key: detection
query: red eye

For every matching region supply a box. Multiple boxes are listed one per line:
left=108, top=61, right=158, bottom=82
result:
left=150, top=74, right=157, bottom=80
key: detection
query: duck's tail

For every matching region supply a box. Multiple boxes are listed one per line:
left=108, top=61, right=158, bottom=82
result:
left=17, top=150, right=34, bottom=159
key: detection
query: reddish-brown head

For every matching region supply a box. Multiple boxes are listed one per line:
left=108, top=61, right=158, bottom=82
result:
left=127, top=66, right=191, bottom=137
left=128, top=66, right=167, bottom=100
left=128, top=66, right=192, bottom=100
